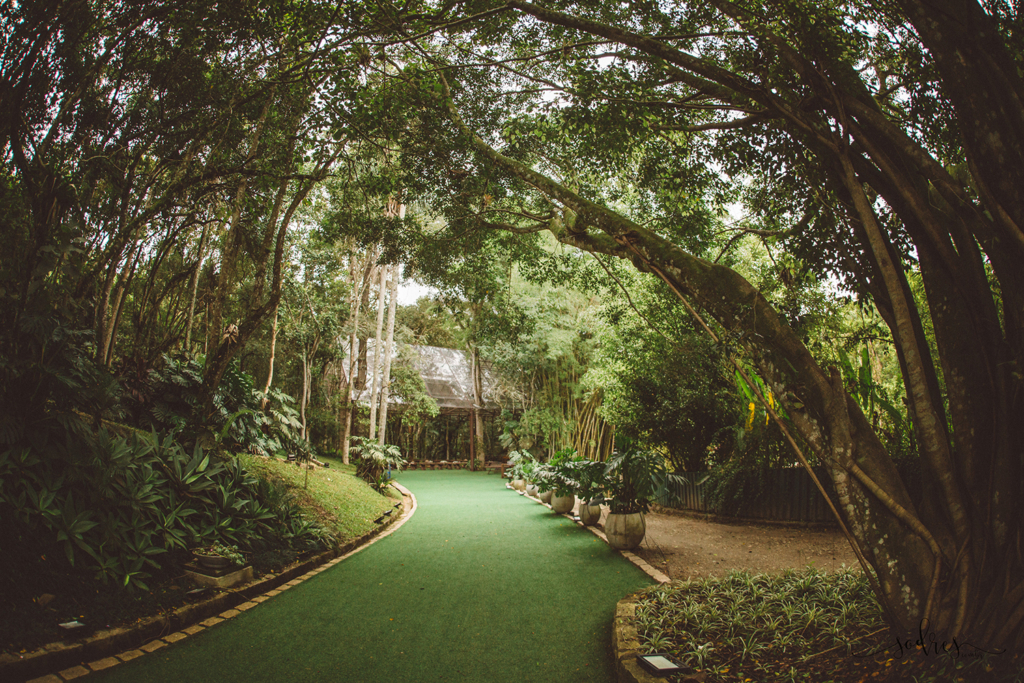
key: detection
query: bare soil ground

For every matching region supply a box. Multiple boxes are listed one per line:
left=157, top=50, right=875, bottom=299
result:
left=606, top=506, right=861, bottom=580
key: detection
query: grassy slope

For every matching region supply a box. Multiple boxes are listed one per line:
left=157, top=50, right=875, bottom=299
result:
left=237, top=453, right=400, bottom=544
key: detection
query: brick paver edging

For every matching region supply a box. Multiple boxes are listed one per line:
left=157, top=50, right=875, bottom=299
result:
left=4, top=484, right=417, bottom=683
left=611, top=593, right=706, bottom=683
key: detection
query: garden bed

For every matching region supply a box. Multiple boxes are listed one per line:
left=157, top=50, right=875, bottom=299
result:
left=630, top=569, right=1019, bottom=682
left=0, top=454, right=396, bottom=657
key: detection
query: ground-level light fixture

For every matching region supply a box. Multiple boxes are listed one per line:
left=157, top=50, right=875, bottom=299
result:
left=635, top=652, right=692, bottom=677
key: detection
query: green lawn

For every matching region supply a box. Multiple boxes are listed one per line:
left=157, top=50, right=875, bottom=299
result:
left=90, top=470, right=652, bottom=683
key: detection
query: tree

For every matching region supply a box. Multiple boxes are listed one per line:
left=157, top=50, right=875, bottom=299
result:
left=377, top=264, right=400, bottom=446
left=591, top=275, right=737, bottom=472
left=364, top=0, right=1022, bottom=647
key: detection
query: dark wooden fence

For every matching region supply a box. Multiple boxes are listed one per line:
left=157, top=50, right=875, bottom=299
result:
left=657, top=466, right=843, bottom=525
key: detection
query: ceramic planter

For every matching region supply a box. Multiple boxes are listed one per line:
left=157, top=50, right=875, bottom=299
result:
left=194, top=553, right=231, bottom=570
left=526, top=483, right=539, bottom=497
left=551, top=494, right=575, bottom=514
left=512, top=479, right=526, bottom=491
left=538, top=489, right=553, bottom=504
left=579, top=501, right=602, bottom=526
left=605, top=512, right=645, bottom=550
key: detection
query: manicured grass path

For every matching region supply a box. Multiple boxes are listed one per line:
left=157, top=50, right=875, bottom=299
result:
left=92, top=470, right=652, bottom=683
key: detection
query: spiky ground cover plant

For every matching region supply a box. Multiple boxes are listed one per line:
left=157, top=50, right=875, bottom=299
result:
left=633, top=569, right=1018, bottom=682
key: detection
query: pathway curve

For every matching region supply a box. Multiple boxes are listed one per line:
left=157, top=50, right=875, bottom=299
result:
left=88, top=470, right=652, bottom=683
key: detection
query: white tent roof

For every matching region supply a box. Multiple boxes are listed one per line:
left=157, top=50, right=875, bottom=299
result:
left=342, top=342, right=499, bottom=412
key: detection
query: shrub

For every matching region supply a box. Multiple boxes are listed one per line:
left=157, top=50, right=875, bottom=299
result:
left=352, top=437, right=405, bottom=493
left=0, top=428, right=330, bottom=590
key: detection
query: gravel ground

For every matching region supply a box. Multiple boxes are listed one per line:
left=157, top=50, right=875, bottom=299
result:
left=591, top=505, right=861, bottom=580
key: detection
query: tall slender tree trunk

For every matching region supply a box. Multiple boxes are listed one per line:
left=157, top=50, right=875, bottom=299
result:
left=300, top=350, right=308, bottom=440
left=377, top=265, right=399, bottom=446
left=471, top=346, right=486, bottom=469
left=261, top=305, right=279, bottom=408
left=368, top=263, right=387, bottom=440
left=300, top=333, right=320, bottom=442
left=341, top=253, right=374, bottom=465
left=184, top=222, right=211, bottom=353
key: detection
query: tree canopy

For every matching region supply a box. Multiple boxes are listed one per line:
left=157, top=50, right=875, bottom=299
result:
left=2, top=0, right=1022, bottom=652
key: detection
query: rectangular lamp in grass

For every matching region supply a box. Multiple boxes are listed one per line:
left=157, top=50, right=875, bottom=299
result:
left=636, top=652, right=693, bottom=676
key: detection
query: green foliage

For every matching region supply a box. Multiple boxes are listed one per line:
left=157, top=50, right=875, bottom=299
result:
left=541, top=448, right=605, bottom=498
left=634, top=569, right=881, bottom=680
left=352, top=437, right=406, bottom=493
left=145, top=354, right=308, bottom=458
left=604, top=448, right=684, bottom=514
left=836, top=347, right=913, bottom=463
left=0, top=429, right=329, bottom=591
left=194, top=542, right=245, bottom=567
left=568, top=459, right=610, bottom=505
left=387, top=352, right=440, bottom=427
left=593, top=290, right=738, bottom=472
left=505, top=449, right=536, bottom=482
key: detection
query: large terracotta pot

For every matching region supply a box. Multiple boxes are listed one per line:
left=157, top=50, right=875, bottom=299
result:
left=605, top=512, right=645, bottom=550
left=551, top=494, right=575, bottom=514
left=538, top=489, right=553, bottom=504
left=512, top=479, right=526, bottom=491
left=579, top=501, right=602, bottom=526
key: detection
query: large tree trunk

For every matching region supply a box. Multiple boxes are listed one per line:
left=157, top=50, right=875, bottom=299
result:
left=458, top=2, right=1024, bottom=649
left=301, top=333, right=321, bottom=441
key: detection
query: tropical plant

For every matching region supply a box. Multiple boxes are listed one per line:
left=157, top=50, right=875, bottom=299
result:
left=570, top=459, right=610, bottom=505
left=145, top=354, right=309, bottom=458
left=0, top=427, right=330, bottom=591
left=505, top=449, right=536, bottom=482
left=604, top=448, right=683, bottom=514
left=352, top=437, right=405, bottom=493
left=544, top=448, right=583, bottom=497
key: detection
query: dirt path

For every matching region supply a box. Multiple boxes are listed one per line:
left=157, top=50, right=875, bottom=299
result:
left=608, top=507, right=861, bottom=581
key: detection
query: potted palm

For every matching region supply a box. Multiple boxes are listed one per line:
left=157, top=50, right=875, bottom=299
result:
left=603, top=448, right=681, bottom=549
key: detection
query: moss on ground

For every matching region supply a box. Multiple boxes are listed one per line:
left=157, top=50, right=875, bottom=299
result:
left=237, top=453, right=400, bottom=544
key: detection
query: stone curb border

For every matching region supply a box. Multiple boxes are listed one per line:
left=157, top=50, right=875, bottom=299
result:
left=509, top=484, right=671, bottom=584
left=611, top=594, right=706, bottom=683
left=5, top=484, right=417, bottom=683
